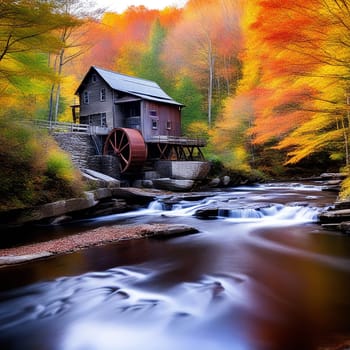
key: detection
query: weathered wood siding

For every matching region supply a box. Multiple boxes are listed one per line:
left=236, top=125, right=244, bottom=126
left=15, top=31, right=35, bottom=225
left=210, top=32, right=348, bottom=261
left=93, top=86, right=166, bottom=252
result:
left=77, top=70, right=182, bottom=138
left=78, top=73, right=114, bottom=127
left=142, top=101, right=181, bottom=141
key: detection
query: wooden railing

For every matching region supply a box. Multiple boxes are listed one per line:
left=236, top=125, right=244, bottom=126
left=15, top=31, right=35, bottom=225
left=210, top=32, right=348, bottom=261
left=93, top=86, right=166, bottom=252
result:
left=34, top=120, right=90, bottom=133
left=32, top=120, right=111, bottom=135
left=146, top=135, right=207, bottom=147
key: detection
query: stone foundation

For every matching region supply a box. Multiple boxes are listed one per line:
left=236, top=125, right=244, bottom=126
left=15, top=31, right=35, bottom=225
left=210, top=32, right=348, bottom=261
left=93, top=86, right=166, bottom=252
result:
left=53, top=133, right=211, bottom=183
left=53, top=133, right=95, bottom=169
left=155, top=161, right=211, bottom=180
left=88, top=155, right=120, bottom=180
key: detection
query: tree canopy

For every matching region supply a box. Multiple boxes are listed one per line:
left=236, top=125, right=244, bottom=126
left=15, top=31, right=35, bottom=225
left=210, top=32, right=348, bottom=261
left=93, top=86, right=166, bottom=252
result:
left=2, top=0, right=350, bottom=181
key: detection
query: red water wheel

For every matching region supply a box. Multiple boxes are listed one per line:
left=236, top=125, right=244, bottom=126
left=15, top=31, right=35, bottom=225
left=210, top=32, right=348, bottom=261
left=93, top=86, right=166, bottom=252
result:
left=103, top=128, right=147, bottom=173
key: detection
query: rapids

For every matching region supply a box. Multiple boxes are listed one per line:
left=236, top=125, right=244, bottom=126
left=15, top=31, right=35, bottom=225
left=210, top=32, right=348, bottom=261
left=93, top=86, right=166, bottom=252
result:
left=0, top=182, right=350, bottom=350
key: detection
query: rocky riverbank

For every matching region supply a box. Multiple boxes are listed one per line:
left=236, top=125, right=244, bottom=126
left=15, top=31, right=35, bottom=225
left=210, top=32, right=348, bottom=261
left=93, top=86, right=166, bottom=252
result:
left=0, top=169, right=164, bottom=228
left=1, top=171, right=348, bottom=268
left=319, top=198, right=350, bottom=234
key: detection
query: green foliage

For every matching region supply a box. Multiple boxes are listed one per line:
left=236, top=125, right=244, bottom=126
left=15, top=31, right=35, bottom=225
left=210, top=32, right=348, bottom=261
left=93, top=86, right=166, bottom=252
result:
left=135, top=19, right=170, bottom=90
left=171, top=76, right=206, bottom=133
left=207, top=158, right=267, bottom=184
left=0, top=118, right=83, bottom=211
left=46, top=150, right=75, bottom=181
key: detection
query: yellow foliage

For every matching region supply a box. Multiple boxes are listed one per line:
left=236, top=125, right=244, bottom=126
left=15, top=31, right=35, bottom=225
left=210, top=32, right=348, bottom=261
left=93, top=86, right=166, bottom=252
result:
left=209, top=92, right=254, bottom=170
left=340, top=174, right=350, bottom=200
left=278, top=129, right=344, bottom=164
left=236, top=0, right=264, bottom=93
left=46, top=149, right=76, bottom=182
left=186, top=121, right=209, bottom=139
left=58, top=74, right=80, bottom=122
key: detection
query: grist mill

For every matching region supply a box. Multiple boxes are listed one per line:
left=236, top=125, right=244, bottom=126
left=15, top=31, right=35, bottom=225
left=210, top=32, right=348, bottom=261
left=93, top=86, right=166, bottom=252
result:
left=55, top=66, right=210, bottom=188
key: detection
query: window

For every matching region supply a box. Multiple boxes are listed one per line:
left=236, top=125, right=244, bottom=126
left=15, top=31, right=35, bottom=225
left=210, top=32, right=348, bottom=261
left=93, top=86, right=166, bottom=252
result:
left=166, top=121, right=172, bottom=130
left=151, top=119, right=158, bottom=129
left=150, top=110, right=157, bottom=117
left=101, top=113, right=107, bottom=127
left=91, top=74, right=97, bottom=83
left=100, top=88, right=106, bottom=102
left=86, top=113, right=107, bottom=127
left=83, top=91, right=89, bottom=104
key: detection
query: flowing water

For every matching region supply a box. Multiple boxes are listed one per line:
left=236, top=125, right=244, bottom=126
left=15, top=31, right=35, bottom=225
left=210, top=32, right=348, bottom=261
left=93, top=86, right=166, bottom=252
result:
left=1, top=182, right=350, bottom=350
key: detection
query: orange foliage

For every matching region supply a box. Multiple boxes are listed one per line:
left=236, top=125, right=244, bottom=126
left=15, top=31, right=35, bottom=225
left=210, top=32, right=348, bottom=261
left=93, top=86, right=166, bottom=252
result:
left=158, top=7, right=182, bottom=28
left=252, top=0, right=329, bottom=77
left=70, top=6, right=182, bottom=77
left=242, top=0, right=334, bottom=146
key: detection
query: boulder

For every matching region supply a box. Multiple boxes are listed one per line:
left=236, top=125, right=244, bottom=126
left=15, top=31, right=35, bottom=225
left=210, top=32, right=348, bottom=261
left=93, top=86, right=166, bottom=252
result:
left=320, top=172, right=347, bottom=180
left=142, top=180, right=154, bottom=188
left=81, top=168, right=120, bottom=188
left=87, top=199, right=128, bottom=217
left=160, top=192, right=216, bottom=204
left=153, top=178, right=195, bottom=192
left=0, top=252, right=53, bottom=265
left=139, top=224, right=199, bottom=238
left=222, top=176, right=231, bottom=186
left=319, top=208, right=350, bottom=223
left=339, top=222, right=350, bottom=234
left=194, top=202, right=275, bottom=219
left=1, top=187, right=126, bottom=226
left=111, top=187, right=161, bottom=203
left=333, top=200, right=350, bottom=210
left=208, top=177, right=221, bottom=187
left=195, top=207, right=219, bottom=219
left=93, top=188, right=112, bottom=200
left=9, top=196, right=98, bottom=225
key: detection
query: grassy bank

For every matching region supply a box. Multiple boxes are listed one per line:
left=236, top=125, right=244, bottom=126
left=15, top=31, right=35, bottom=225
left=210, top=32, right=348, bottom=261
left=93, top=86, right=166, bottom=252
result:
left=0, top=119, right=84, bottom=212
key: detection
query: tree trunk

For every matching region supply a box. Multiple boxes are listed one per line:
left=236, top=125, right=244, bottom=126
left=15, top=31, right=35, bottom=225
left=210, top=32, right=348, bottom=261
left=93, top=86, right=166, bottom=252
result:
left=207, top=39, right=214, bottom=128
left=345, top=94, right=350, bottom=166
left=53, top=48, right=65, bottom=122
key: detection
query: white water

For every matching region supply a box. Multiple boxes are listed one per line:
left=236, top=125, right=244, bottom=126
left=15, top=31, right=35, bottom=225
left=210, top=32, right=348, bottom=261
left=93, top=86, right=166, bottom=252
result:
left=94, top=195, right=321, bottom=224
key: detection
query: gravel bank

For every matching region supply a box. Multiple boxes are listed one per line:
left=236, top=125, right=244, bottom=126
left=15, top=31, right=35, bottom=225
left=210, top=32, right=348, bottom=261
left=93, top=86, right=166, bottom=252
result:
left=0, top=223, right=198, bottom=266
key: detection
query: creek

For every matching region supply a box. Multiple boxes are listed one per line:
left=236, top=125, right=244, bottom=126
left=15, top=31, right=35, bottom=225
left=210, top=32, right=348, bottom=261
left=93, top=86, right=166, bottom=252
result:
left=0, top=182, right=350, bottom=350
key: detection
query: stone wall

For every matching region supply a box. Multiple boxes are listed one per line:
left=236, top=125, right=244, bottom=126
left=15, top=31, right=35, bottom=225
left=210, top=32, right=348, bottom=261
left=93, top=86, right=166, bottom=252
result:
left=53, top=133, right=121, bottom=179
left=87, top=155, right=120, bottom=179
left=53, top=133, right=96, bottom=169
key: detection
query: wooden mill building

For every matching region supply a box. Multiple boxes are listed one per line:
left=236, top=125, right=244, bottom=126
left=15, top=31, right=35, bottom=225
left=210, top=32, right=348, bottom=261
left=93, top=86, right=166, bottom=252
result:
left=72, top=66, right=206, bottom=174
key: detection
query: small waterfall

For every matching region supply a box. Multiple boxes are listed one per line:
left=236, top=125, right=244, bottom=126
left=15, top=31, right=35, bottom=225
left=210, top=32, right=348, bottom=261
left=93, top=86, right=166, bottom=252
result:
left=145, top=199, right=321, bottom=223
left=222, top=205, right=321, bottom=223
left=87, top=182, right=328, bottom=225
left=223, top=208, right=264, bottom=219
left=147, top=201, right=164, bottom=211
left=272, top=205, right=320, bottom=221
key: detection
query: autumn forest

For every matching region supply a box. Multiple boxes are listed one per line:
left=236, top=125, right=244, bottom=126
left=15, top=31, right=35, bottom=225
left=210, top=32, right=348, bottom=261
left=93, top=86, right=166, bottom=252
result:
left=2, top=0, right=350, bottom=207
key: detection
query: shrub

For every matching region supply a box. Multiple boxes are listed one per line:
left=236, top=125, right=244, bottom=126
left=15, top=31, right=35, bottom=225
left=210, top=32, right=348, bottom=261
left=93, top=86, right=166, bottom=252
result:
left=0, top=119, right=83, bottom=211
left=46, top=150, right=75, bottom=182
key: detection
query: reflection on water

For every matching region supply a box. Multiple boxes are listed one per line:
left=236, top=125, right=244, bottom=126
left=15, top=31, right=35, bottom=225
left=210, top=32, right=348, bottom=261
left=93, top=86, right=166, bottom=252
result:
left=0, top=183, right=350, bottom=350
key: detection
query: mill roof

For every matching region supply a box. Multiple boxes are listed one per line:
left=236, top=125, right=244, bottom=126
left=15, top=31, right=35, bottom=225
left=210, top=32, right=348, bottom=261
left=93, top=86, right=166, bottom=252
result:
left=77, top=66, right=183, bottom=106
